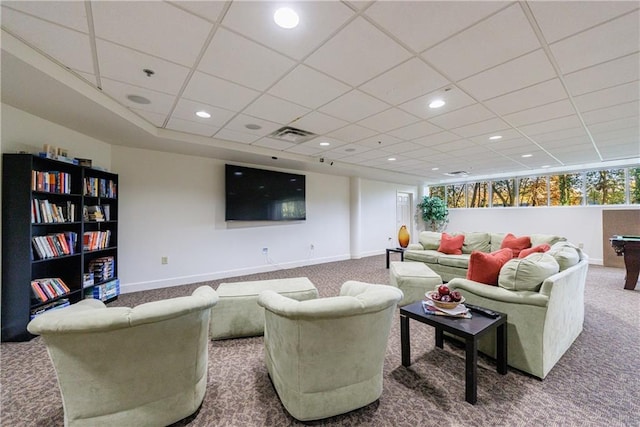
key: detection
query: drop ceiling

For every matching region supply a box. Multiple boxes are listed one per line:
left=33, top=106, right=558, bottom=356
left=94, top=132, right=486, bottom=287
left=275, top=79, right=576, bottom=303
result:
left=1, top=1, right=639, bottom=185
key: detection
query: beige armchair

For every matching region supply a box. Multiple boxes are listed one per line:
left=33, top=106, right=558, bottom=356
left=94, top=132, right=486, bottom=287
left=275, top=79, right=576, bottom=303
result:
left=257, top=281, right=403, bottom=421
left=27, top=286, right=219, bottom=427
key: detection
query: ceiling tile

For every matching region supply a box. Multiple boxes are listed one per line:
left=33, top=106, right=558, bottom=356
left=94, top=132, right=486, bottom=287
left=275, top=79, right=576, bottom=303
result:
left=327, top=124, right=378, bottom=142
left=359, top=58, right=450, bottom=105
left=564, top=53, right=640, bottom=96
left=357, top=108, right=419, bottom=133
left=388, top=121, right=442, bottom=141
left=2, top=7, right=93, bottom=73
left=531, top=127, right=588, bottom=144
left=379, top=141, right=425, bottom=154
left=222, top=114, right=282, bottom=136
left=2, top=1, right=88, bottom=32
left=470, top=129, right=524, bottom=145
left=423, top=4, right=540, bottom=81
left=365, top=1, right=506, bottom=53
left=92, top=1, right=212, bottom=67
left=412, top=131, right=460, bottom=147
left=167, top=1, right=227, bottom=23
left=503, top=100, right=576, bottom=127
left=582, top=101, right=640, bottom=125
left=356, top=134, right=403, bottom=149
left=451, top=118, right=511, bottom=138
left=284, top=144, right=326, bottom=156
left=289, top=112, right=349, bottom=135
left=100, top=77, right=176, bottom=116
left=252, top=137, right=296, bottom=151
left=484, top=78, right=567, bottom=115
left=213, top=128, right=260, bottom=145
left=171, top=98, right=236, bottom=128
left=398, top=86, right=476, bottom=119
left=243, top=94, right=311, bottom=126
left=268, top=65, right=351, bottom=109
left=182, top=71, right=260, bottom=112
left=518, top=115, right=583, bottom=136
left=589, top=117, right=640, bottom=135
left=198, top=28, right=296, bottom=91
left=573, top=81, right=640, bottom=113
left=550, top=10, right=640, bottom=74
left=428, top=103, right=495, bottom=129
left=539, top=136, right=592, bottom=150
left=96, top=39, right=190, bottom=96
left=130, top=109, right=166, bottom=128
left=165, top=117, right=219, bottom=137
left=319, top=90, right=389, bottom=122
left=222, top=1, right=355, bottom=60
left=304, top=17, right=411, bottom=86
left=458, top=49, right=557, bottom=101
left=529, top=1, right=639, bottom=44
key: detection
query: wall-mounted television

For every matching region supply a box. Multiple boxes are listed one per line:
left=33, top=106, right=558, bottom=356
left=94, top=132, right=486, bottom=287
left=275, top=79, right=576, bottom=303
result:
left=225, top=164, right=306, bottom=221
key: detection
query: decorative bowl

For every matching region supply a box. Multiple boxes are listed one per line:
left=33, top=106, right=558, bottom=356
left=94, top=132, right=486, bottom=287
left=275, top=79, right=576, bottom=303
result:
left=425, top=291, right=465, bottom=309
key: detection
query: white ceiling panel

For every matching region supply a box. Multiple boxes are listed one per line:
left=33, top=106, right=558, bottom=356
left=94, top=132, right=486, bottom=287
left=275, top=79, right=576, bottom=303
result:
left=165, top=117, right=219, bottom=137
left=412, top=131, right=460, bottom=148
left=268, top=65, right=351, bottom=109
left=388, top=121, right=442, bottom=141
left=243, top=94, right=311, bottom=125
left=100, top=78, right=176, bottom=116
left=398, top=87, right=476, bottom=120
left=484, top=79, right=567, bottom=115
left=327, top=123, right=378, bottom=142
left=130, top=109, right=166, bottom=128
left=573, top=81, right=640, bottom=113
left=378, top=141, right=425, bottom=154
left=458, top=49, right=557, bottom=101
left=2, top=1, right=88, bottom=33
left=222, top=114, right=282, bottom=136
left=305, top=17, right=412, bottom=86
left=589, top=117, right=640, bottom=135
left=451, top=118, right=511, bottom=138
left=563, top=53, right=640, bottom=96
left=550, top=10, right=640, bottom=75
left=351, top=134, right=401, bottom=149
left=198, top=28, right=296, bottom=91
left=422, top=3, right=540, bottom=81
left=171, top=98, right=236, bottom=128
left=532, top=127, right=589, bottom=143
left=518, top=115, right=584, bottom=136
left=289, top=111, right=349, bottom=135
left=91, top=1, right=212, bottom=67
left=428, top=103, right=495, bottom=129
left=503, top=100, right=576, bottom=127
left=182, top=71, right=260, bottom=112
left=582, top=101, right=640, bottom=125
left=168, top=1, right=228, bottom=23
left=213, top=128, right=261, bottom=145
left=252, top=137, right=296, bottom=151
left=319, top=90, right=389, bottom=122
left=357, top=108, right=419, bottom=133
left=359, top=58, right=450, bottom=105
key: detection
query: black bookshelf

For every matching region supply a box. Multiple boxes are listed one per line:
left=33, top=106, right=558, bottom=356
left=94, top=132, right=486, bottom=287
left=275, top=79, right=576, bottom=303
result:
left=1, top=154, right=119, bottom=341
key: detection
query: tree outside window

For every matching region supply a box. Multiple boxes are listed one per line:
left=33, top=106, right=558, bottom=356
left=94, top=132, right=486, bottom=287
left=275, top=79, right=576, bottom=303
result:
left=447, top=184, right=466, bottom=208
left=467, top=181, right=489, bottom=208
left=630, top=167, right=640, bottom=204
left=518, top=176, right=548, bottom=206
left=586, top=169, right=625, bottom=205
left=491, top=179, right=515, bottom=207
left=429, top=186, right=446, bottom=201
left=550, top=173, right=583, bottom=206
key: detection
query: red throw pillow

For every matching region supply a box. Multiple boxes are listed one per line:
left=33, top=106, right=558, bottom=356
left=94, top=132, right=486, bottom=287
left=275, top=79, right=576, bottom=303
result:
left=466, top=248, right=513, bottom=285
left=500, top=233, right=531, bottom=257
left=518, top=243, right=551, bottom=258
left=438, top=233, right=465, bottom=255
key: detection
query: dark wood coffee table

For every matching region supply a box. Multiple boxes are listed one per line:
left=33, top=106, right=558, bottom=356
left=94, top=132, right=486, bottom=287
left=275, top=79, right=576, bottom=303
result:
left=400, top=301, right=507, bottom=404
left=386, top=247, right=405, bottom=268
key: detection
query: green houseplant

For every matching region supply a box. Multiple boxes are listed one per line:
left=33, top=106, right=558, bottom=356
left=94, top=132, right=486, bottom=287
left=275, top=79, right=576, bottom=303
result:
left=416, top=196, right=449, bottom=232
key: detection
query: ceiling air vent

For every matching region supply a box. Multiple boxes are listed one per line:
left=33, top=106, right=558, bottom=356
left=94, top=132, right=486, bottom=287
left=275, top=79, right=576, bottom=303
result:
left=268, top=126, right=317, bottom=144
left=444, top=170, right=469, bottom=177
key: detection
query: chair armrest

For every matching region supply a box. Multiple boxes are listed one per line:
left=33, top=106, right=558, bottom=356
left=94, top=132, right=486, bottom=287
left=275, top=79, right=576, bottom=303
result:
left=407, top=243, right=424, bottom=250
left=447, top=278, right=549, bottom=307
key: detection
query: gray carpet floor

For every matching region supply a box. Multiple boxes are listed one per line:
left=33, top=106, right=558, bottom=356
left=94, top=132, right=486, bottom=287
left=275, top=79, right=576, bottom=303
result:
left=1, top=255, right=639, bottom=426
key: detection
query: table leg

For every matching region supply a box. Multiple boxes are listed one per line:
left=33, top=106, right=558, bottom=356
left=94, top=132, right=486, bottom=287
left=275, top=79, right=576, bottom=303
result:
left=623, top=250, right=640, bottom=290
left=496, top=322, right=507, bottom=375
left=400, top=251, right=404, bottom=262
left=386, top=249, right=391, bottom=269
left=401, top=314, right=410, bottom=367
left=465, top=338, right=478, bottom=404
left=435, top=327, right=443, bottom=349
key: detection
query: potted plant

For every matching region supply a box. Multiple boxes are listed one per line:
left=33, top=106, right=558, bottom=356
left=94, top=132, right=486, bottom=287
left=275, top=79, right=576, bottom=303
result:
left=416, top=196, right=449, bottom=231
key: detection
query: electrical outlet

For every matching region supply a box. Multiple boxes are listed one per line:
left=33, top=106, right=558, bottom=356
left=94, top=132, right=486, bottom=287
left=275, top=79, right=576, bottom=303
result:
left=262, top=247, right=268, bottom=255
left=310, top=243, right=314, bottom=250
left=161, top=256, right=168, bottom=265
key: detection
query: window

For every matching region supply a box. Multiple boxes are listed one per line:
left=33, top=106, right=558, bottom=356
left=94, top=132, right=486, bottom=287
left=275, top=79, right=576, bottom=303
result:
left=447, top=184, right=466, bottom=208
left=466, top=181, right=489, bottom=208
left=549, top=173, right=584, bottom=206
left=491, top=179, right=515, bottom=207
left=630, top=167, right=640, bottom=204
left=586, top=169, right=625, bottom=205
left=429, top=186, right=446, bottom=201
left=518, top=176, right=548, bottom=206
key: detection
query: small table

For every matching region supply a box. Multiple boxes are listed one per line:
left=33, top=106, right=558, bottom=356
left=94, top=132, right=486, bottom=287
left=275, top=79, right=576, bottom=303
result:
left=400, top=301, right=507, bottom=404
left=610, top=235, right=640, bottom=290
left=386, top=247, right=405, bottom=268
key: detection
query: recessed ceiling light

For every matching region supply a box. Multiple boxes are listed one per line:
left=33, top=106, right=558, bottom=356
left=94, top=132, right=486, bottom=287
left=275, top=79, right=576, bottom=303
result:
left=432, top=167, right=439, bottom=171
left=196, top=111, right=211, bottom=118
left=522, top=154, right=533, bottom=158
left=489, top=135, right=502, bottom=140
left=274, top=7, right=299, bottom=29
left=388, top=157, right=396, bottom=161
left=429, top=99, right=445, bottom=109
left=126, top=94, right=151, bottom=104
left=246, top=123, right=261, bottom=130
left=319, top=142, right=330, bottom=146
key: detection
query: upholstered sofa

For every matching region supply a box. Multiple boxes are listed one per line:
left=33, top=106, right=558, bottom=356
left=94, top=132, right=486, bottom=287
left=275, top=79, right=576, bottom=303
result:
left=257, top=281, right=403, bottom=421
left=27, top=286, right=219, bottom=427
left=405, top=231, right=567, bottom=282
left=446, top=242, right=589, bottom=379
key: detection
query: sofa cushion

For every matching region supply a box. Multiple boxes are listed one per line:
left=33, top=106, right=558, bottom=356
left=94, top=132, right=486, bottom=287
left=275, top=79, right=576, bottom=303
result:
left=466, top=248, right=513, bottom=285
left=462, top=232, right=491, bottom=254
left=547, top=242, right=581, bottom=270
left=437, top=253, right=471, bottom=269
left=500, top=233, right=531, bottom=257
left=418, top=231, right=442, bottom=250
left=519, top=244, right=551, bottom=258
left=498, top=253, right=560, bottom=292
left=403, top=249, right=441, bottom=264
left=490, top=232, right=507, bottom=252
left=438, top=233, right=464, bottom=255
left=530, top=234, right=566, bottom=247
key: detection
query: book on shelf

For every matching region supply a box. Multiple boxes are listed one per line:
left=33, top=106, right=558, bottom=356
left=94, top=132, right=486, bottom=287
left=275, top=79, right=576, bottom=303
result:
left=32, top=232, right=77, bottom=259
left=84, top=177, right=117, bottom=198
left=89, top=278, right=120, bottom=301
left=85, top=205, right=105, bottom=221
left=30, top=298, right=70, bottom=319
left=31, top=170, right=71, bottom=194
left=31, top=199, right=76, bottom=224
left=88, top=256, right=115, bottom=282
left=83, top=230, right=111, bottom=251
left=31, top=278, right=71, bottom=303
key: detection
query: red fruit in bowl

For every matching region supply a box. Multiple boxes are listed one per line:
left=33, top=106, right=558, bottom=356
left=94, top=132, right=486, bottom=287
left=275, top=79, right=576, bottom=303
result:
left=438, top=285, right=450, bottom=296
left=450, top=291, right=462, bottom=302
left=430, top=292, right=442, bottom=301
left=440, top=295, right=452, bottom=302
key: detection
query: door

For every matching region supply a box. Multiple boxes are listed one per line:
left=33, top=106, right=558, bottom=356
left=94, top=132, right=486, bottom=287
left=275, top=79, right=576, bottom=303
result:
left=396, top=192, right=412, bottom=247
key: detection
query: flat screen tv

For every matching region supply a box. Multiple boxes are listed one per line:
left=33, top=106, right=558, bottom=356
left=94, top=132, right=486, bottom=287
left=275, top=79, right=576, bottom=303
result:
left=225, top=164, right=306, bottom=221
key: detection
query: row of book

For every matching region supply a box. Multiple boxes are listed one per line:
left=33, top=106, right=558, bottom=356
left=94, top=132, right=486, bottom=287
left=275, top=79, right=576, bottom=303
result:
left=32, top=232, right=77, bottom=259
left=84, top=204, right=111, bottom=221
left=31, top=277, right=71, bottom=303
left=83, top=230, right=111, bottom=251
left=84, top=177, right=117, bottom=198
left=30, top=298, right=70, bottom=319
left=89, top=278, right=120, bottom=302
left=88, top=256, right=115, bottom=282
left=31, top=170, right=72, bottom=194
left=31, top=199, right=76, bottom=224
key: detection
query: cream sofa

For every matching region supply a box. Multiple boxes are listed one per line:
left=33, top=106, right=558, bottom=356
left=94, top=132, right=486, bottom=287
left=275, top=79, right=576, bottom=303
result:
left=446, top=242, right=588, bottom=379
left=405, top=231, right=566, bottom=282
left=27, top=286, right=219, bottom=427
left=257, top=281, right=403, bottom=421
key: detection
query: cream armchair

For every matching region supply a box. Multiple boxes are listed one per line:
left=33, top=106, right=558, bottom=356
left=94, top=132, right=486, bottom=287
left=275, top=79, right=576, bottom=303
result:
left=257, top=281, right=403, bottom=421
left=27, top=286, right=219, bottom=427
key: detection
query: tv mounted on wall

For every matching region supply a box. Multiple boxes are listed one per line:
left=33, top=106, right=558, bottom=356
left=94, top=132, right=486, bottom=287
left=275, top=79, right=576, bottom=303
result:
left=225, top=164, right=306, bottom=221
